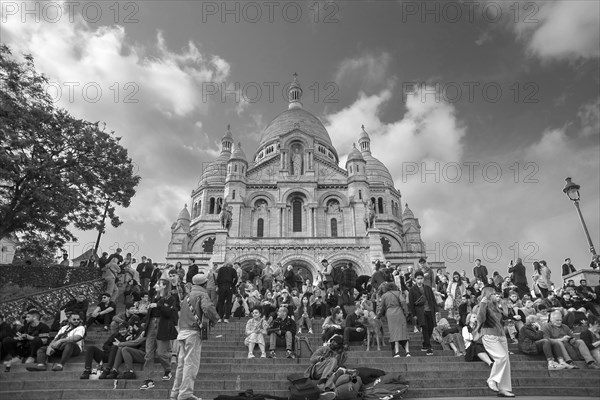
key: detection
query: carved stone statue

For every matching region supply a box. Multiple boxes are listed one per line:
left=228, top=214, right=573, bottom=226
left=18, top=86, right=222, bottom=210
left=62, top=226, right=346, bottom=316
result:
left=363, top=200, right=376, bottom=230
left=219, top=201, right=233, bottom=230
left=291, top=148, right=303, bottom=176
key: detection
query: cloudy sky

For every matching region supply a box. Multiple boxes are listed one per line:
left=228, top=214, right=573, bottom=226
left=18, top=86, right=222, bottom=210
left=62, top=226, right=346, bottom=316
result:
left=2, top=0, right=599, bottom=280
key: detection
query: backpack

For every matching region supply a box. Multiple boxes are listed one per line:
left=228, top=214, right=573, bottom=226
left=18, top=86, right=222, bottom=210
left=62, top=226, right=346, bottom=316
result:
left=332, top=370, right=362, bottom=400
left=287, top=374, right=320, bottom=400
left=361, top=373, right=409, bottom=400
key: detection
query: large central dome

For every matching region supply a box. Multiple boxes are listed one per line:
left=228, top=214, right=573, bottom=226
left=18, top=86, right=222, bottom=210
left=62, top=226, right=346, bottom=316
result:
left=259, top=107, right=333, bottom=147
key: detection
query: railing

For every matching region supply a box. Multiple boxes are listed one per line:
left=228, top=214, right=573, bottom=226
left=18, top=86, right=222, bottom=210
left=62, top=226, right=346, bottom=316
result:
left=0, top=279, right=105, bottom=323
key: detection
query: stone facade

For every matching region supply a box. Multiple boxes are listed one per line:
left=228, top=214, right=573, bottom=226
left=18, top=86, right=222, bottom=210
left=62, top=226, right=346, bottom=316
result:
left=166, top=75, right=439, bottom=280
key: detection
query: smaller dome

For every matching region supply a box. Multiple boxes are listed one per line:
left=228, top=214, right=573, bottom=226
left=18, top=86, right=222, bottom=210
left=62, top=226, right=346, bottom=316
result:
left=402, top=203, right=414, bottom=219
left=222, top=124, right=233, bottom=141
left=177, top=204, right=191, bottom=221
left=230, top=142, right=247, bottom=163
left=198, top=152, right=229, bottom=185
left=358, top=125, right=370, bottom=141
left=346, top=143, right=364, bottom=163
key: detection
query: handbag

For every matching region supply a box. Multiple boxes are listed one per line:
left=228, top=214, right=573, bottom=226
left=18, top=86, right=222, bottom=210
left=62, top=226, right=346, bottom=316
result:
left=413, top=295, right=426, bottom=307
left=444, top=296, right=454, bottom=310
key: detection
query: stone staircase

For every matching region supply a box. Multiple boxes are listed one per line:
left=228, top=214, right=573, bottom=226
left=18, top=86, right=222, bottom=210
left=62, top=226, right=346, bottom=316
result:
left=1, top=312, right=599, bottom=400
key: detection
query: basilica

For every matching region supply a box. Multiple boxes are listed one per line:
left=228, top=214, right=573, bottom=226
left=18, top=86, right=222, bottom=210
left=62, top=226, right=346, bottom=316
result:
left=166, top=75, right=439, bottom=281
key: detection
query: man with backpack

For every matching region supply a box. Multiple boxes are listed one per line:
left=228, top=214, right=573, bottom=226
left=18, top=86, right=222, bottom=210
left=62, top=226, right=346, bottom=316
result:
left=169, top=272, right=219, bottom=400
left=304, top=334, right=347, bottom=389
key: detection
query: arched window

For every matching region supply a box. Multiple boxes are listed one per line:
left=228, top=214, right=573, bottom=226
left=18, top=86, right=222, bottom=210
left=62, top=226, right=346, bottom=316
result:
left=358, top=190, right=362, bottom=200
left=381, top=237, right=391, bottom=253
left=292, top=199, right=302, bottom=232
left=234, top=164, right=238, bottom=172
left=209, top=198, right=215, bottom=214
left=257, top=218, right=264, bottom=237
left=378, top=197, right=384, bottom=214
left=391, top=200, right=395, bottom=216
left=203, top=237, right=215, bottom=253
left=371, top=197, right=377, bottom=212
left=356, top=164, right=359, bottom=172
left=330, top=219, right=338, bottom=237
left=193, top=203, right=198, bottom=217
left=216, top=198, right=223, bottom=214
left=349, top=166, right=352, bottom=173
left=198, top=200, right=202, bottom=216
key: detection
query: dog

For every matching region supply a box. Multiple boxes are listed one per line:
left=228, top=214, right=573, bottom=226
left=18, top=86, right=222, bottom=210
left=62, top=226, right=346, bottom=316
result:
left=360, top=312, right=386, bottom=351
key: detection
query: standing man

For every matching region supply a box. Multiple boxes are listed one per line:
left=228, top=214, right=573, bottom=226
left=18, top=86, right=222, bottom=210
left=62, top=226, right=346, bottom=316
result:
left=416, top=258, right=435, bottom=288
left=508, top=258, right=530, bottom=299
left=409, top=270, right=437, bottom=355
left=185, top=258, right=199, bottom=291
left=321, top=259, right=334, bottom=290
left=216, top=263, right=237, bottom=323
left=169, top=273, right=219, bottom=400
left=339, top=263, right=357, bottom=306
left=562, top=258, right=576, bottom=277
left=473, top=259, right=488, bottom=284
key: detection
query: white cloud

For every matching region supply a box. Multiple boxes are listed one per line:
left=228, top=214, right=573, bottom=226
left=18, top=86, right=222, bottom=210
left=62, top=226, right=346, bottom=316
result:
left=333, top=52, right=392, bottom=93
left=578, top=98, right=600, bottom=137
left=513, top=0, right=600, bottom=61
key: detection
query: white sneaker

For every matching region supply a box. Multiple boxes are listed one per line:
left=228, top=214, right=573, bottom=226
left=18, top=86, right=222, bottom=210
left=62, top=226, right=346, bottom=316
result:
left=548, top=360, right=566, bottom=370
left=308, top=329, right=313, bottom=334
left=260, top=353, right=267, bottom=358
left=248, top=353, right=255, bottom=359
left=223, top=319, right=230, bottom=323
left=559, top=360, right=576, bottom=369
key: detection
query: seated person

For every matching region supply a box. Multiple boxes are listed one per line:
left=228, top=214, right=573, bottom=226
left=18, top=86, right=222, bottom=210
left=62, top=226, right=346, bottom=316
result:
left=110, top=303, right=140, bottom=334
left=52, top=293, right=89, bottom=330
left=539, top=291, right=562, bottom=310
left=267, top=306, right=296, bottom=358
left=27, top=313, right=86, bottom=372
left=432, top=318, right=465, bottom=356
left=290, top=288, right=301, bottom=310
left=0, top=313, right=17, bottom=362
left=110, top=321, right=146, bottom=379
left=518, top=315, right=567, bottom=370
left=85, top=293, right=116, bottom=331
left=574, top=280, right=599, bottom=315
left=462, top=313, right=493, bottom=366
left=245, top=307, right=268, bottom=358
left=231, top=293, right=250, bottom=318
left=343, top=306, right=366, bottom=348
left=1, top=310, right=50, bottom=366
left=133, top=292, right=150, bottom=317
left=579, top=315, right=600, bottom=364
left=321, top=307, right=345, bottom=343
left=542, top=311, right=600, bottom=369
left=296, top=295, right=314, bottom=334
left=277, top=288, right=295, bottom=316
left=245, top=283, right=262, bottom=310
left=325, top=287, right=340, bottom=317
left=311, top=296, right=327, bottom=319
left=80, top=323, right=130, bottom=379
left=304, top=334, right=347, bottom=390
left=260, top=291, right=277, bottom=320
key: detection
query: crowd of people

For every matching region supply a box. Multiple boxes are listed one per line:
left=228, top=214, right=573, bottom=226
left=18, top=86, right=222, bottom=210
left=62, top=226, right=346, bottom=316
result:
left=1, top=251, right=599, bottom=399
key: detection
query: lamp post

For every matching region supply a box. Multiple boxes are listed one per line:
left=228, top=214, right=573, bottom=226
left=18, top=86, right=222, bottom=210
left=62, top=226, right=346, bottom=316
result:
left=562, top=177, right=597, bottom=256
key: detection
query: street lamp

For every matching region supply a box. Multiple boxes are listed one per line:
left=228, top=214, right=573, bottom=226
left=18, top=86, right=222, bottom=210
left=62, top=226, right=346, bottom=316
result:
left=562, top=177, right=597, bottom=256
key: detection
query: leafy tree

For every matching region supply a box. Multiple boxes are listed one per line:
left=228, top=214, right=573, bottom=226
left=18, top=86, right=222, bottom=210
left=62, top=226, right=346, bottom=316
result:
left=0, top=44, right=141, bottom=250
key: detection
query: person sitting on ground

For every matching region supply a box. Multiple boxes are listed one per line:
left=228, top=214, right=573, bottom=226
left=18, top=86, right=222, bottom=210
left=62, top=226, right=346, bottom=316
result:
left=343, top=305, right=366, bottom=349
left=133, top=292, right=150, bottom=317
left=296, top=295, right=314, bottom=334
left=27, top=313, right=85, bottom=372
left=0, top=313, right=17, bottom=362
left=231, top=292, right=250, bottom=318
left=260, top=290, right=277, bottom=320
left=80, top=323, right=131, bottom=379
left=304, top=334, right=347, bottom=392
left=109, top=321, right=146, bottom=379
left=53, top=293, right=89, bottom=331
left=267, top=306, right=297, bottom=358
left=432, top=318, right=465, bottom=356
left=579, top=315, right=600, bottom=364
left=110, top=303, right=141, bottom=334
left=277, top=288, right=295, bottom=316
left=245, top=307, right=268, bottom=358
left=518, top=315, right=568, bottom=370
left=85, top=293, right=116, bottom=332
left=311, top=296, right=327, bottom=320
left=322, top=307, right=345, bottom=343
left=542, top=310, right=600, bottom=369
left=461, top=313, right=493, bottom=366
left=458, top=294, right=472, bottom=328
left=325, top=287, right=340, bottom=317
left=2, top=310, right=50, bottom=366
left=539, top=291, right=562, bottom=311
left=245, top=283, right=262, bottom=309
left=575, top=279, right=599, bottom=315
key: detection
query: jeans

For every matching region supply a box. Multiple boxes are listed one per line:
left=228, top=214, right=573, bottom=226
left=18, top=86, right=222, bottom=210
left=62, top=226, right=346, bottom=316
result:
left=114, top=347, right=145, bottom=371
left=170, top=332, right=202, bottom=400
left=217, top=285, right=234, bottom=319
left=421, top=311, right=435, bottom=349
left=143, top=318, right=172, bottom=379
left=37, top=342, right=81, bottom=365
left=269, top=331, right=293, bottom=351
left=84, top=345, right=118, bottom=369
